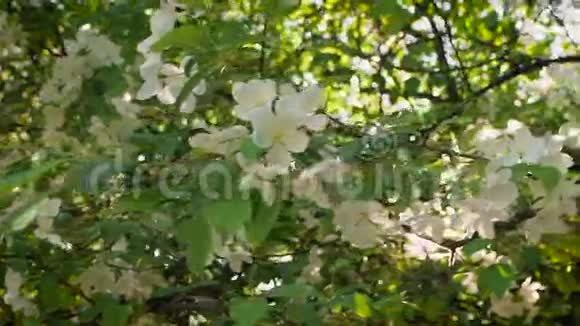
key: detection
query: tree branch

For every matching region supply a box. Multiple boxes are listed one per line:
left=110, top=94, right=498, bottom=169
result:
left=471, top=55, right=580, bottom=99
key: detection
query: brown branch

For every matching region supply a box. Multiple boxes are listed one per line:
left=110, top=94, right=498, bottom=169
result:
left=425, top=5, right=460, bottom=101
left=471, top=55, right=580, bottom=99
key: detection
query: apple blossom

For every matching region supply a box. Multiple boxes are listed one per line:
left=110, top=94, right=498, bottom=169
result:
left=189, top=125, right=248, bottom=156
left=333, top=200, right=394, bottom=248
left=3, top=269, right=38, bottom=317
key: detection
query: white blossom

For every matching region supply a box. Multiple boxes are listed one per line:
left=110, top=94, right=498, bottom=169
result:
left=470, top=249, right=507, bottom=267
left=137, top=58, right=206, bottom=113
left=457, top=182, right=517, bottom=239
left=115, top=269, right=166, bottom=300
left=232, top=79, right=277, bottom=119
left=236, top=153, right=287, bottom=205
left=399, top=201, right=446, bottom=243
left=112, top=94, right=143, bottom=119
left=403, top=233, right=451, bottom=261
left=0, top=12, right=27, bottom=56
left=559, top=120, right=580, bottom=148
left=333, top=200, right=394, bottom=248
left=40, top=29, right=122, bottom=106
left=489, top=277, right=544, bottom=321
left=522, top=178, right=580, bottom=242
left=136, top=2, right=204, bottom=113
left=88, top=116, right=142, bottom=149
left=137, top=1, right=181, bottom=55
left=216, top=244, right=253, bottom=273
left=299, top=246, right=324, bottom=283
left=112, top=236, right=129, bottom=252
left=351, top=57, right=377, bottom=75
left=232, top=79, right=327, bottom=167
left=3, top=269, right=38, bottom=317
left=460, top=272, right=479, bottom=294
left=189, top=125, right=248, bottom=156
left=299, top=209, right=320, bottom=229
left=292, top=159, right=349, bottom=209
left=32, top=198, right=65, bottom=248
left=76, top=263, right=117, bottom=295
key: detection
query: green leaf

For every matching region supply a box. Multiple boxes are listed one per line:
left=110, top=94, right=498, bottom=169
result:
left=176, top=217, right=214, bottom=273
left=230, top=297, right=271, bottom=326
left=516, top=246, right=542, bottom=271
left=153, top=25, right=207, bottom=51
left=102, top=302, right=131, bottom=326
left=113, top=189, right=163, bottom=213
left=38, top=274, right=74, bottom=312
left=374, top=293, right=406, bottom=319
left=286, top=303, right=321, bottom=326
left=1, top=196, right=51, bottom=232
left=240, top=138, right=265, bottom=162
left=353, top=292, right=373, bottom=318
left=269, top=283, right=317, bottom=301
left=244, top=200, right=281, bottom=245
left=64, top=159, right=110, bottom=193
left=0, top=159, right=64, bottom=194
left=404, top=77, right=421, bottom=95
left=552, top=271, right=579, bottom=296
left=23, top=320, right=42, bottom=326
left=511, top=163, right=561, bottom=191
left=372, top=1, right=413, bottom=34
left=7, top=203, right=40, bottom=232
left=175, top=73, right=205, bottom=111
left=262, top=0, right=298, bottom=17
left=422, top=295, right=447, bottom=321
left=95, top=295, right=131, bottom=326
left=477, top=264, right=516, bottom=296
left=204, top=198, right=252, bottom=234
left=130, top=132, right=182, bottom=156
left=462, top=239, right=494, bottom=256
left=153, top=21, right=249, bottom=52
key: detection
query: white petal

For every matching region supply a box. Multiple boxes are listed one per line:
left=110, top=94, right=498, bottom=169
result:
left=193, top=79, right=207, bottom=95
left=275, top=96, right=309, bottom=125
left=139, top=53, right=162, bottom=79
left=160, top=63, right=183, bottom=76
left=157, top=86, right=176, bottom=104
left=282, top=129, right=309, bottom=153
left=260, top=182, right=277, bottom=206
left=299, top=85, right=325, bottom=112
left=249, top=109, right=276, bottom=148
left=252, top=128, right=274, bottom=148
left=137, top=36, right=157, bottom=54
left=279, top=83, right=297, bottom=96
left=266, top=144, right=293, bottom=167
left=157, top=82, right=182, bottom=105
left=136, top=78, right=162, bottom=100
left=483, top=182, right=518, bottom=209
left=235, top=103, right=271, bottom=121
left=150, top=8, right=177, bottom=36
left=179, top=94, right=197, bottom=113
left=304, top=114, right=328, bottom=131
left=232, top=79, right=277, bottom=117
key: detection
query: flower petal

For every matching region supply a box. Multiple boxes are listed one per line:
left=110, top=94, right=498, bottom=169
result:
left=136, top=78, right=162, bottom=100
left=304, top=114, right=328, bottom=131
left=266, top=144, right=293, bottom=167
left=179, top=94, right=197, bottom=113
left=283, top=129, right=309, bottom=153
left=193, top=79, right=207, bottom=95
left=252, top=126, right=274, bottom=148
left=232, top=79, right=276, bottom=106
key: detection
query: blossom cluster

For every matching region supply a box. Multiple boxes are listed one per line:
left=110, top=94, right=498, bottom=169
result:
left=472, top=120, right=579, bottom=242
left=136, top=0, right=206, bottom=113
left=39, top=28, right=123, bottom=106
